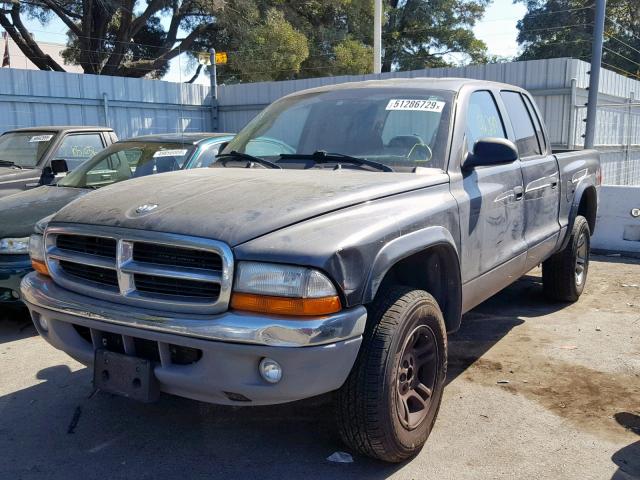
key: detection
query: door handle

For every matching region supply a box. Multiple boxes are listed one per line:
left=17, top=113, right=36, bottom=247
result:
left=550, top=181, right=558, bottom=189
left=514, top=186, right=524, bottom=200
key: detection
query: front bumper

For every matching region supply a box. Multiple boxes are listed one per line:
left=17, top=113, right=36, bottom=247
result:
left=0, top=254, right=31, bottom=303
left=21, top=273, right=366, bottom=405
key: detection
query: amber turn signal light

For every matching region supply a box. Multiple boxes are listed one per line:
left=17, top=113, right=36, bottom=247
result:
left=32, top=259, right=50, bottom=276
left=230, top=292, right=341, bottom=316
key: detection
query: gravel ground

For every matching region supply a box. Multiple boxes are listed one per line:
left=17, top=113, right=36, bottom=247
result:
left=0, top=255, right=638, bottom=480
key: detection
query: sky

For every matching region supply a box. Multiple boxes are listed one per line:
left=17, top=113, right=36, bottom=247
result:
left=10, top=0, right=527, bottom=85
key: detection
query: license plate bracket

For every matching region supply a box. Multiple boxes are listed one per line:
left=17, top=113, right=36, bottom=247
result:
left=94, top=349, right=160, bottom=403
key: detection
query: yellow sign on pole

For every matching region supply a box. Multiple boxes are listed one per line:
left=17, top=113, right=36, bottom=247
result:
left=215, top=52, right=228, bottom=65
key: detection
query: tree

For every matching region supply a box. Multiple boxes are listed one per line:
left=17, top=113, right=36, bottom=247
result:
left=0, top=0, right=492, bottom=81
left=516, top=0, right=640, bottom=79
left=0, top=0, right=225, bottom=77
left=231, top=9, right=309, bottom=82
left=380, top=0, right=490, bottom=71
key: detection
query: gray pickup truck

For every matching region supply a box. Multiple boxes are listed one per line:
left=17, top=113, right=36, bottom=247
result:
left=21, top=78, right=599, bottom=462
left=0, top=126, right=117, bottom=198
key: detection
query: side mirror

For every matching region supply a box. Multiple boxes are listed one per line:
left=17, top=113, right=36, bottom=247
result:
left=50, top=159, right=69, bottom=174
left=217, top=141, right=229, bottom=153
left=463, top=138, right=518, bottom=169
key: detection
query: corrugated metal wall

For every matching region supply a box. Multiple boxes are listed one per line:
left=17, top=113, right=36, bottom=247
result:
left=1, top=58, right=639, bottom=184
left=0, top=68, right=212, bottom=139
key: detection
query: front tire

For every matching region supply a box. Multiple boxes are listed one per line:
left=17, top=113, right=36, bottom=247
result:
left=542, top=215, right=591, bottom=302
left=336, top=287, right=447, bottom=463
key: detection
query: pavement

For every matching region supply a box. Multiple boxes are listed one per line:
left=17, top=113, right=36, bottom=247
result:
left=0, top=255, right=638, bottom=480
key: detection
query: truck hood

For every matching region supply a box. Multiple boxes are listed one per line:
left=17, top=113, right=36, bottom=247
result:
left=52, top=168, right=449, bottom=246
left=0, top=186, right=87, bottom=237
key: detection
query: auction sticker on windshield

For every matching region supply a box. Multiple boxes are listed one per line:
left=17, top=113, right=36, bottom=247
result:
left=153, top=149, right=188, bottom=158
left=386, top=99, right=445, bottom=112
left=29, top=135, right=54, bottom=142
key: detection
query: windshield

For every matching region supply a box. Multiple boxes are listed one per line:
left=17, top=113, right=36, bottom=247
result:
left=58, top=141, right=195, bottom=189
left=0, top=131, right=57, bottom=168
left=223, top=88, right=453, bottom=171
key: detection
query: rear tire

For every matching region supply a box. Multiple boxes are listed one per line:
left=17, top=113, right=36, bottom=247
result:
left=336, top=286, right=447, bottom=463
left=542, top=215, right=591, bottom=302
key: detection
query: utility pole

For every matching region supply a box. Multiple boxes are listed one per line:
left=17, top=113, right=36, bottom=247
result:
left=584, top=0, right=607, bottom=149
left=209, top=48, right=218, bottom=132
left=373, top=0, right=382, bottom=74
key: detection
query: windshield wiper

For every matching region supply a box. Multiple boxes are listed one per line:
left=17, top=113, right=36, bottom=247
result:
left=279, top=151, right=394, bottom=172
left=0, top=159, right=22, bottom=169
left=215, top=151, right=282, bottom=169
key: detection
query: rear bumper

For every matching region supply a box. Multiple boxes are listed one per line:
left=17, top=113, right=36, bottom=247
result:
left=0, top=255, right=31, bottom=303
left=21, top=273, right=366, bottom=405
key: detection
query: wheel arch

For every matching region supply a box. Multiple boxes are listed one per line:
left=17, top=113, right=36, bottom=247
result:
left=363, top=227, right=463, bottom=333
left=577, top=185, right=597, bottom=234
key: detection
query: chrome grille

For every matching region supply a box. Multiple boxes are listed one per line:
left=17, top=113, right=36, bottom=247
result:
left=45, top=225, right=233, bottom=314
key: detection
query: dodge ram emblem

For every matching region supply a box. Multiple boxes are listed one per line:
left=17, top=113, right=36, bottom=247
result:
left=135, top=204, right=158, bottom=214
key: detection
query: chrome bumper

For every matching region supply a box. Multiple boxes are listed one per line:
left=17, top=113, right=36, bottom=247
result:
left=20, top=273, right=367, bottom=347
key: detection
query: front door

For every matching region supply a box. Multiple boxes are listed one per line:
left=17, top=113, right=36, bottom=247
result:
left=450, top=90, right=527, bottom=311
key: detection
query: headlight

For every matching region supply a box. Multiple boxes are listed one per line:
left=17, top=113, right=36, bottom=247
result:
left=28, top=234, right=49, bottom=276
left=0, top=237, right=30, bottom=254
left=231, top=262, right=341, bottom=316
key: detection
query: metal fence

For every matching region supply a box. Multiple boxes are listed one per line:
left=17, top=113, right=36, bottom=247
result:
left=0, top=67, right=213, bottom=139
left=1, top=57, right=639, bottom=185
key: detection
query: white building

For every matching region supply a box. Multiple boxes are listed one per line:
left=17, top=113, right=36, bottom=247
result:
left=2, top=34, right=83, bottom=73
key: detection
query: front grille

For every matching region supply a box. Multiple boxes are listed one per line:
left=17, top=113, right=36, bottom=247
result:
left=134, top=274, right=220, bottom=300
left=57, top=234, right=117, bottom=258
left=45, top=227, right=233, bottom=314
left=59, top=260, right=119, bottom=287
left=133, top=243, right=222, bottom=271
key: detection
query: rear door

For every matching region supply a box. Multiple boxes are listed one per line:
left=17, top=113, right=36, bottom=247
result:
left=499, top=91, right=560, bottom=270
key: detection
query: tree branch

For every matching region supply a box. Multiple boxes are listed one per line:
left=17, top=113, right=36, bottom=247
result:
left=40, top=0, right=82, bottom=37
left=6, top=3, right=65, bottom=71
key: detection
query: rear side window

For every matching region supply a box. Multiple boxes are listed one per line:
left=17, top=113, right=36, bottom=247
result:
left=53, top=133, right=105, bottom=170
left=500, top=91, right=541, bottom=157
left=522, top=94, right=546, bottom=152
left=466, top=91, right=506, bottom=153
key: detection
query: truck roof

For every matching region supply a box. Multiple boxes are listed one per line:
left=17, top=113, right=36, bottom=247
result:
left=122, top=132, right=234, bottom=145
left=5, top=126, right=115, bottom=133
left=284, top=77, right=528, bottom=97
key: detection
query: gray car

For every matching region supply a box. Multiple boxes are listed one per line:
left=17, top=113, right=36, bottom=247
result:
left=21, top=78, right=599, bottom=462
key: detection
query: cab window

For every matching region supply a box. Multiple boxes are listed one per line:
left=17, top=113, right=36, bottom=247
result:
left=500, top=91, right=542, bottom=157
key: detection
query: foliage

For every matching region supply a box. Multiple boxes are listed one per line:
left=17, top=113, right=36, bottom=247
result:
left=0, top=0, right=492, bottom=81
left=516, top=0, right=640, bottom=79
left=231, top=9, right=309, bottom=82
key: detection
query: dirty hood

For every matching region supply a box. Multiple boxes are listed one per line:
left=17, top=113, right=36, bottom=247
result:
left=52, top=168, right=449, bottom=246
left=0, top=186, right=87, bottom=237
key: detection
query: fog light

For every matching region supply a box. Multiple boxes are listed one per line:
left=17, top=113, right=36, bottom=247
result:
left=259, top=358, right=282, bottom=384
left=38, top=315, right=48, bottom=332
left=11, top=290, right=19, bottom=299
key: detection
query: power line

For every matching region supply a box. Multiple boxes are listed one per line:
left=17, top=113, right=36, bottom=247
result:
left=605, top=33, right=640, bottom=58
left=602, top=45, right=640, bottom=69
left=606, top=18, right=640, bottom=44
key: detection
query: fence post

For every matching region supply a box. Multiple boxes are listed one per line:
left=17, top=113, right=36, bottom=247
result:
left=102, top=93, right=110, bottom=128
left=209, top=48, right=219, bottom=132
left=624, top=92, right=634, bottom=185
left=568, top=78, right=577, bottom=149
